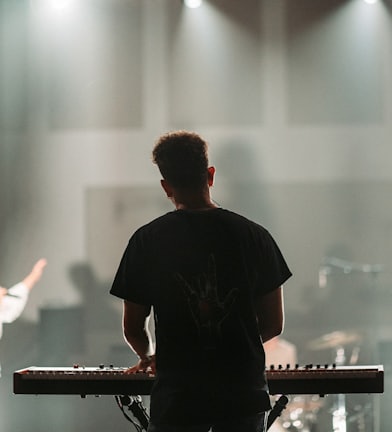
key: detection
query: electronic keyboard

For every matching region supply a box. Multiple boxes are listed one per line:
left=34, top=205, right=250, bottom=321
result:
left=13, top=364, right=384, bottom=397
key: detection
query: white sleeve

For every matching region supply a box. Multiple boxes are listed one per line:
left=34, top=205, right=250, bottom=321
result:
left=0, top=282, right=29, bottom=323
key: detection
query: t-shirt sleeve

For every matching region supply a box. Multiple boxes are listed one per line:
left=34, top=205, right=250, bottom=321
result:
left=110, top=231, right=152, bottom=306
left=255, top=228, right=292, bottom=295
left=0, top=282, right=29, bottom=323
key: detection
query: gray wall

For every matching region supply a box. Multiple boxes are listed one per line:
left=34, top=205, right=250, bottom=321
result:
left=1, top=0, right=392, bottom=430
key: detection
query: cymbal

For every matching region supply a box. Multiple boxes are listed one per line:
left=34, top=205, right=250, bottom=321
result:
left=308, top=330, right=362, bottom=350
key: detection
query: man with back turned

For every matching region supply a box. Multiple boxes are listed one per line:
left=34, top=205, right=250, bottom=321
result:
left=110, top=130, right=292, bottom=432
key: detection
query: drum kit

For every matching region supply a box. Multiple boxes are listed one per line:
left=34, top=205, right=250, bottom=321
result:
left=269, top=330, right=364, bottom=432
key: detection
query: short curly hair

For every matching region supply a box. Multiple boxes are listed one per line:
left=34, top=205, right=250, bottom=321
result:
left=152, top=130, right=209, bottom=190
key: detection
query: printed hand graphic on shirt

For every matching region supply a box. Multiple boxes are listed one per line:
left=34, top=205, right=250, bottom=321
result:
left=176, top=255, right=238, bottom=345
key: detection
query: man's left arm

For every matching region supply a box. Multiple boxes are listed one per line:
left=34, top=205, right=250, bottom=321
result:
left=255, top=286, right=284, bottom=344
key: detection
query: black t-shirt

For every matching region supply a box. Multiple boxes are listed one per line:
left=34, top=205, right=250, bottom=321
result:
left=110, top=208, right=292, bottom=425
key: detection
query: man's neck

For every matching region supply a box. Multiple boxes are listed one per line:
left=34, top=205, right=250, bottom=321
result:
left=176, top=201, right=218, bottom=211
left=173, top=191, right=218, bottom=211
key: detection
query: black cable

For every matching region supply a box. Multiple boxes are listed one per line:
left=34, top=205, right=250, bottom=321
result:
left=267, top=395, right=289, bottom=430
left=114, top=395, right=144, bottom=432
left=114, top=395, right=150, bottom=432
left=127, top=396, right=150, bottom=430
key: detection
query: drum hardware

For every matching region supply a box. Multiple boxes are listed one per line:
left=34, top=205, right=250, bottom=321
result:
left=346, top=402, right=373, bottom=432
left=307, top=330, right=365, bottom=432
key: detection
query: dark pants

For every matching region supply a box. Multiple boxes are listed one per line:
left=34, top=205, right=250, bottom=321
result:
left=147, top=412, right=267, bottom=432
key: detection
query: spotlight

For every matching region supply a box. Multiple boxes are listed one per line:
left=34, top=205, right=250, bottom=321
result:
left=363, top=0, right=377, bottom=4
left=183, top=0, right=203, bottom=9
